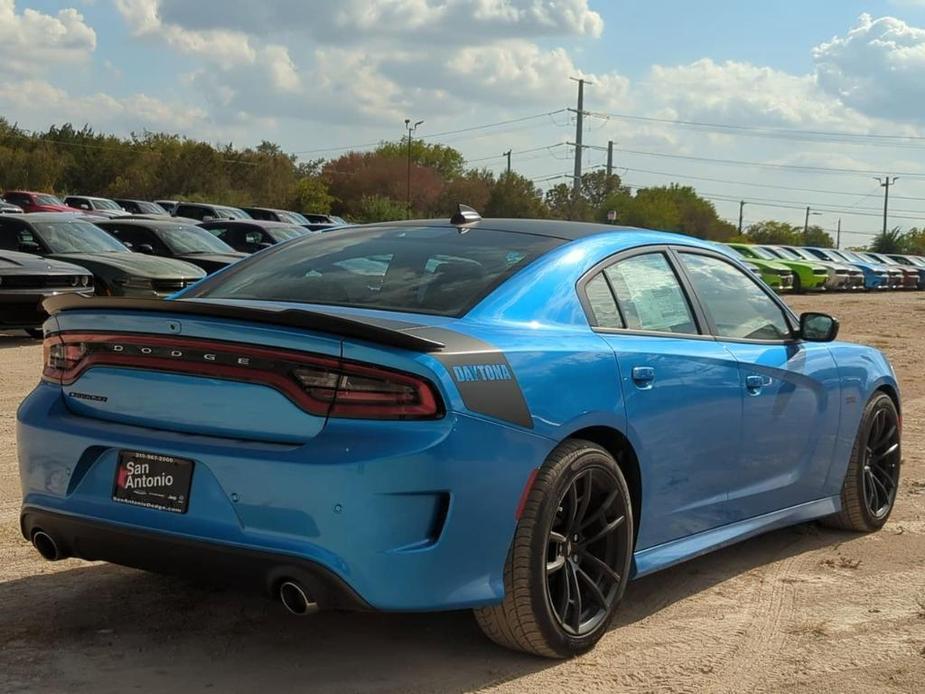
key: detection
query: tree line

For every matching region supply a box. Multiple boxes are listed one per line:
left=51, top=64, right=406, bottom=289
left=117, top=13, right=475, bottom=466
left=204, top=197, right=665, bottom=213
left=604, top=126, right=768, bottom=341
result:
left=0, top=118, right=853, bottom=248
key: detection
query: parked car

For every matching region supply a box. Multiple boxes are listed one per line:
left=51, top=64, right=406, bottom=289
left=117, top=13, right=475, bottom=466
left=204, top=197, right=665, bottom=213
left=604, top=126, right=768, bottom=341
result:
left=303, top=213, right=346, bottom=225
left=97, top=219, right=248, bottom=274
left=0, top=250, right=92, bottom=337
left=858, top=252, right=924, bottom=289
left=0, top=213, right=204, bottom=297
left=770, top=246, right=865, bottom=290
left=113, top=199, right=170, bottom=216
left=155, top=200, right=179, bottom=214
left=198, top=219, right=310, bottom=253
left=887, top=253, right=925, bottom=270
left=727, top=243, right=828, bottom=292
left=3, top=191, right=74, bottom=213
left=173, top=202, right=251, bottom=221
left=19, top=211, right=901, bottom=658
left=242, top=207, right=309, bottom=224
left=805, top=248, right=904, bottom=290
left=0, top=199, right=23, bottom=214
left=762, top=245, right=864, bottom=291
left=63, top=196, right=130, bottom=218
left=723, top=244, right=794, bottom=291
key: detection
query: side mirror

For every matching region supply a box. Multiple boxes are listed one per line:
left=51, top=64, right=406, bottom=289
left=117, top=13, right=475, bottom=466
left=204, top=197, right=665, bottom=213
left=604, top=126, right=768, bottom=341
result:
left=18, top=241, right=41, bottom=254
left=800, top=312, right=839, bottom=342
left=137, top=243, right=155, bottom=255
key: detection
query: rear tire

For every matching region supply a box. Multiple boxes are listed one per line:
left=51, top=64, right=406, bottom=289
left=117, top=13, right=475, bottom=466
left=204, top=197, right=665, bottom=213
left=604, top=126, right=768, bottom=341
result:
left=474, top=440, right=634, bottom=658
left=823, top=393, right=901, bottom=532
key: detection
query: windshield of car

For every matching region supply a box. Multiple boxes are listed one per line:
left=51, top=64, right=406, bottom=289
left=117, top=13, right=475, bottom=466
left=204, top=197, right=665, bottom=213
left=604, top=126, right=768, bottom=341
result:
left=216, top=206, right=251, bottom=220
left=824, top=249, right=852, bottom=263
left=190, top=225, right=563, bottom=316
left=156, top=224, right=236, bottom=254
left=138, top=201, right=168, bottom=214
left=760, top=246, right=792, bottom=260
left=774, top=247, right=803, bottom=260
left=867, top=253, right=895, bottom=265
left=92, top=198, right=122, bottom=211
left=785, top=247, right=819, bottom=261
left=32, top=220, right=129, bottom=253
left=36, top=194, right=64, bottom=206
left=740, top=245, right=775, bottom=260
left=287, top=211, right=310, bottom=224
left=267, top=226, right=308, bottom=242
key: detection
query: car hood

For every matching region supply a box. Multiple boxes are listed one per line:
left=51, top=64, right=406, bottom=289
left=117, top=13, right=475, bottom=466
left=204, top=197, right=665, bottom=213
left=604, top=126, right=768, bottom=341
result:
left=48, top=253, right=205, bottom=279
left=0, top=251, right=90, bottom=275
left=745, top=259, right=791, bottom=272
left=176, top=252, right=248, bottom=265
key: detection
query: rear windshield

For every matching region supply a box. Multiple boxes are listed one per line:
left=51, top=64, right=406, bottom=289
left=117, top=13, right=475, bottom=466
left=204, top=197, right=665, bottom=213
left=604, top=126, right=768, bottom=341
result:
left=190, top=225, right=563, bottom=316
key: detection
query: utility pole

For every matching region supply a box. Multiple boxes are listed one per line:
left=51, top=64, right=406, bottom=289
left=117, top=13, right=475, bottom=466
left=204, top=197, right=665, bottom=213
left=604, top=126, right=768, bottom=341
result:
left=804, top=206, right=811, bottom=235
left=504, top=150, right=512, bottom=175
left=569, top=77, right=591, bottom=196
left=606, top=140, right=614, bottom=178
left=404, top=118, right=423, bottom=220
left=738, top=201, right=746, bottom=235
left=836, top=218, right=842, bottom=249
left=875, top=176, right=899, bottom=236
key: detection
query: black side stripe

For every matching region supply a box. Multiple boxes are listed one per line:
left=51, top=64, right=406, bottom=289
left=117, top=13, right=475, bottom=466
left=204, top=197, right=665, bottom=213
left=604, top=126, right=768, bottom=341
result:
left=406, top=327, right=533, bottom=429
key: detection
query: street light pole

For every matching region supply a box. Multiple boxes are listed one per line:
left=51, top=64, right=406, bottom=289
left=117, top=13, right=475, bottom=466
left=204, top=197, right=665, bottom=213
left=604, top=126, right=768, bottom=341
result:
left=738, top=201, right=746, bottom=235
left=404, top=118, right=423, bottom=220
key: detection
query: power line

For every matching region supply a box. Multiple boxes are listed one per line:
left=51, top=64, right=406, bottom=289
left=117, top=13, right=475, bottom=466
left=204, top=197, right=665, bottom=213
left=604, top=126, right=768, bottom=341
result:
left=589, top=110, right=925, bottom=147
left=615, top=147, right=925, bottom=178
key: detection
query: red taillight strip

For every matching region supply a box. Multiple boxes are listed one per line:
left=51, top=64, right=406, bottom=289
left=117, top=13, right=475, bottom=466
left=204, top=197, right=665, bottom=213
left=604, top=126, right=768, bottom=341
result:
left=43, top=332, right=442, bottom=420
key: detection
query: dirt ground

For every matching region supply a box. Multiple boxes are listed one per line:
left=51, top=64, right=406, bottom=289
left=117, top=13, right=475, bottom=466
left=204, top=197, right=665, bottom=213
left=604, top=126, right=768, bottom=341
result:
left=0, top=292, right=923, bottom=694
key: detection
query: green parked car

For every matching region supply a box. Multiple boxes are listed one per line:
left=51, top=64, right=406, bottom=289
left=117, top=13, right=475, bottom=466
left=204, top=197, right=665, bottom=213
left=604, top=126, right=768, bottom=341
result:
left=727, top=243, right=828, bottom=293
left=724, top=244, right=795, bottom=291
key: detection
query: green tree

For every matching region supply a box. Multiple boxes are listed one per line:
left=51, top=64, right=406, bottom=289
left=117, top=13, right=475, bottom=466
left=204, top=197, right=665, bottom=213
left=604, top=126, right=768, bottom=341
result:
left=352, top=195, right=407, bottom=223
left=802, top=225, right=835, bottom=248
left=613, top=185, right=736, bottom=240
left=484, top=172, right=547, bottom=218
left=374, top=140, right=466, bottom=179
left=870, top=227, right=905, bottom=254
left=746, top=220, right=801, bottom=245
left=290, top=176, right=333, bottom=213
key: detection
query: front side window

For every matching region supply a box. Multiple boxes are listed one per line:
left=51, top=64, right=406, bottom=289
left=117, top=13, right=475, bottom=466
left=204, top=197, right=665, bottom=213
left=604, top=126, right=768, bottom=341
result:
left=190, top=225, right=562, bottom=316
left=680, top=253, right=791, bottom=341
left=604, top=253, right=697, bottom=334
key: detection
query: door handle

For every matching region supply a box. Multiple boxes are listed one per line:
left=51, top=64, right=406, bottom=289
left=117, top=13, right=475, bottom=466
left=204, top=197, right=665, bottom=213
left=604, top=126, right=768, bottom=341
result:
left=631, top=366, right=656, bottom=388
left=745, top=374, right=771, bottom=393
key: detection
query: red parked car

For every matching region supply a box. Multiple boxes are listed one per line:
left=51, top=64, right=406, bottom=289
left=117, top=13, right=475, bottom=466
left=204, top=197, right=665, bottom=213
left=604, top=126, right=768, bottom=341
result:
left=3, top=191, right=74, bottom=213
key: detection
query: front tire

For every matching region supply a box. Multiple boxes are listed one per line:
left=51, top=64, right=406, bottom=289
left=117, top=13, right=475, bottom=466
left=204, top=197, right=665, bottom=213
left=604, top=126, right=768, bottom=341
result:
left=474, top=440, right=634, bottom=658
left=824, top=393, right=901, bottom=532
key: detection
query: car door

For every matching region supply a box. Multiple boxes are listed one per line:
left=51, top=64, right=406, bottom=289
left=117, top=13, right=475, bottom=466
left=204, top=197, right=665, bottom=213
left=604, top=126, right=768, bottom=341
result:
left=582, top=248, right=743, bottom=550
left=675, top=249, right=840, bottom=520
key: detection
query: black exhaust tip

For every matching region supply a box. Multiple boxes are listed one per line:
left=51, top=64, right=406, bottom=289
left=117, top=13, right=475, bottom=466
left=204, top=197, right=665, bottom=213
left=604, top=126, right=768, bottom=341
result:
left=32, top=530, right=62, bottom=561
left=279, top=580, right=318, bottom=616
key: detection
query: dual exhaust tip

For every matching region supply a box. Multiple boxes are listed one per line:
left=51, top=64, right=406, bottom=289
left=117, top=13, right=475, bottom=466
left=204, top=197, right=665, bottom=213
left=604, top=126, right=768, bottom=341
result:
left=31, top=530, right=320, bottom=618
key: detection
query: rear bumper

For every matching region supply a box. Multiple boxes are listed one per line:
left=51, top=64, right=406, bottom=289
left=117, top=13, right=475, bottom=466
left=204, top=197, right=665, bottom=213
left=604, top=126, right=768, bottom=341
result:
left=20, top=507, right=369, bottom=610
left=17, top=382, right=551, bottom=611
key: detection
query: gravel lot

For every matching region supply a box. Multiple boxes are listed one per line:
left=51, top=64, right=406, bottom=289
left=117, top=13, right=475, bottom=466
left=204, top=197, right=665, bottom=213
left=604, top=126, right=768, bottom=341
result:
left=1, top=292, right=923, bottom=693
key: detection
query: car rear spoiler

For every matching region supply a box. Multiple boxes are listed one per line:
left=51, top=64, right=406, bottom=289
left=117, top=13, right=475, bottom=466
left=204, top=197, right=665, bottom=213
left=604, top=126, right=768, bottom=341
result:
left=42, top=295, right=446, bottom=353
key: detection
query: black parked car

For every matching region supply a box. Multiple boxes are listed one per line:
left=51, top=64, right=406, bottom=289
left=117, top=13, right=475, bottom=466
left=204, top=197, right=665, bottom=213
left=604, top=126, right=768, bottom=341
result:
left=113, top=199, right=170, bottom=216
left=173, top=202, right=251, bottom=221
left=0, top=213, right=205, bottom=297
left=97, top=219, right=248, bottom=274
left=198, top=220, right=311, bottom=253
left=0, top=249, right=92, bottom=336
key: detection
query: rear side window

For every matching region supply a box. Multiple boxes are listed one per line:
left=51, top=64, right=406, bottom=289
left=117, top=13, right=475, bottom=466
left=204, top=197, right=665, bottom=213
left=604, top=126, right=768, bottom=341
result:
left=176, top=205, right=206, bottom=220
left=190, top=226, right=562, bottom=316
left=604, top=253, right=697, bottom=334
left=584, top=273, right=623, bottom=329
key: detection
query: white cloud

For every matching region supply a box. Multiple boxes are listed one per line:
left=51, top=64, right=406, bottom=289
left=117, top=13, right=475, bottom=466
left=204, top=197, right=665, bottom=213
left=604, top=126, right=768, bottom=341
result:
left=153, top=0, right=603, bottom=42
left=0, top=0, right=96, bottom=74
left=814, top=13, right=925, bottom=121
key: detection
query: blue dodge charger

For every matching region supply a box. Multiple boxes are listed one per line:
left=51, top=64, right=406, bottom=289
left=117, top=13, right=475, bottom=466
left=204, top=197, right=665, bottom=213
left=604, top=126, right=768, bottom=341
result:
left=18, top=209, right=901, bottom=657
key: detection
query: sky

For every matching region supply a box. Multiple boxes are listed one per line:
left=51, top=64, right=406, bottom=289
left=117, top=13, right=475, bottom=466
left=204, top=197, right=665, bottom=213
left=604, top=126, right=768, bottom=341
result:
left=5, top=1, right=925, bottom=244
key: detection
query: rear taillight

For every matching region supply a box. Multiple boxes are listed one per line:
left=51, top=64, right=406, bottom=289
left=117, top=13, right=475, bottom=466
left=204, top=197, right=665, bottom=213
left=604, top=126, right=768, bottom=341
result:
left=292, top=362, right=439, bottom=419
left=43, top=333, right=441, bottom=420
